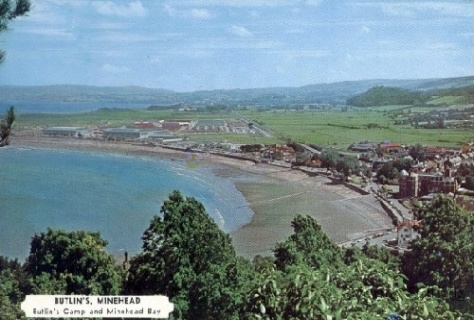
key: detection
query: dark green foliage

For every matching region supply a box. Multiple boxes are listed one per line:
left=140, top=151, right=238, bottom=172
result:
left=403, top=195, right=474, bottom=300
left=347, top=86, right=426, bottom=107
left=0, top=106, right=15, bottom=146
left=344, top=242, right=400, bottom=269
left=240, top=144, right=263, bottom=153
left=393, top=157, right=414, bottom=172
left=126, top=191, right=254, bottom=319
left=0, top=256, right=29, bottom=320
left=274, top=214, right=343, bottom=271
left=336, top=155, right=359, bottom=178
left=376, top=161, right=400, bottom=182
left=432, top=85, right=474, bottom=104
left=409, top=143, right=426, bottom=162
left=319, top=151, right=359, bottom=179
left=245, top=215, right=463, bottom=319
left=319, top=150, right=339, bottom=171
left=26, top=229, right=121, bottom=295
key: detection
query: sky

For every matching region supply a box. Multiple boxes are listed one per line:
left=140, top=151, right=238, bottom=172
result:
left=0, top=0, right=472, bottom=92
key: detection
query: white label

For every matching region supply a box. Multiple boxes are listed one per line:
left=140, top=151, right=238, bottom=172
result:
left=21, top=295, right=174, bottom=318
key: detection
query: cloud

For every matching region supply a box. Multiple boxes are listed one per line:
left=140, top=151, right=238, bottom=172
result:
left=101, top=64, right=130, bottom=74
left=94, top=32, right=159, bottom=43
left=148, top=56, right=161, bottom=63
left=167, top=0, right=319, bottom=7
left=356, top=2, right=474, bottom=18
left=190, top=8, right=213, bottom=19
left=361, top=26, right=371, bottom=34
left=229, top=25, right=253, bottom=37
left=305, top=0, right=324, bottom=6
left=92, top=1, right=147, bottom=17
left=20, top=27, right=76, bottom=39
left=164, top=4, right=213, bottom=19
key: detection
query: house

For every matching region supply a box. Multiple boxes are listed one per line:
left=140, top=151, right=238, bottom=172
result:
left=399, top=171, right=458, bottom=198
left=162, top=121, right=181, bottom=131
left=397, top=219, right=421, bottom=247
left=379, top=142, right=402, bottom=153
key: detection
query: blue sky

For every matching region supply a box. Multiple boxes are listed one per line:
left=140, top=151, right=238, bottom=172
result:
left=0, top=0, right=472, bottom=92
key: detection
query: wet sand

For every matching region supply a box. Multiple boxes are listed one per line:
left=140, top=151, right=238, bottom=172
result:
left=12, top=132, right=393, bottom=260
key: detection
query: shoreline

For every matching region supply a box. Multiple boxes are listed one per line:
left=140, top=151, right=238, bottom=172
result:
left=11, top=134, right=394, bottom=259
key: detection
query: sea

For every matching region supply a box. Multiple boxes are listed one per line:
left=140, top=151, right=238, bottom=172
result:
left=0, top=101, right=149, bottom=114
left=0, top=146, right=254, bottom=260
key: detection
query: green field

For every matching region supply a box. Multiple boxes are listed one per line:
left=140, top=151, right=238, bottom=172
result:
left=427, top=95, right=468, bottom=105
left=16, top=109, right=232, bottom=128
left=15, top=107, right=472, bottom=149
left=240, top=109, right=472, bottom=148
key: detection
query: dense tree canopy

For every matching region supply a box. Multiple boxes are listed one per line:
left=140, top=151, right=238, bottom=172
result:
left=403, top=195, right=474, bottom=300
left=245, top=215, right=464, bottom=319
left=409, top=144, right=426, bottom=163
left=0, top=257, right=28, bottom=320
left=1, top=191, right=472, bottom=319
left=347, top=86, right=426, bottom=107
left=26, top=229, right=121, bottom=295
left=125, top=191, right=253, bottom=319
left=274, top=214, right=342, bottom=271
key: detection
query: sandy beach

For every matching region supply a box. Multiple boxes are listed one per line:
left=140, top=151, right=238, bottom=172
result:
left=12, top=132, right=394, bottom=260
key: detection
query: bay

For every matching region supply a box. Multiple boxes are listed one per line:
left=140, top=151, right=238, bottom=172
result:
left=0, top=147, right=254, bottom=260
left=0, top=101, right=149, bottom=114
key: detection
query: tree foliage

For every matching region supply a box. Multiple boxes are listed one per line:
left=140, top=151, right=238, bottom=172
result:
left=26, top=229, right=121, bottom=295
left=245, top=215, right=464, bottom=319
left=376, top=161, right=400, bottom=182
left=347, top=86, right=426, bottom=107
left=0, top=191, right=472, bottom=319
left=274, top=215, right=342, bottom=271
left=403, top=195, right=474, bottom=300
left=409, top=144, right=426, bottom=163
left=125, top=191, right=254, bottom=319
left=0, top=106, right=15, bottom=146
left=0, top=256, right=28, bottom=320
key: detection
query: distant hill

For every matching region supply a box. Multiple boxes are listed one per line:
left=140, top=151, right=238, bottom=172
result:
left=1, top=76, right=473, bottom=108
left=347, top=82, right=474, bottom=107
left=347, top=86, right=425, bottom=107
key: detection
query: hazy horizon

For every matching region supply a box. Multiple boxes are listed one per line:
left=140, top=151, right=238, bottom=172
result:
left=0, top=1, right=472, bottom=92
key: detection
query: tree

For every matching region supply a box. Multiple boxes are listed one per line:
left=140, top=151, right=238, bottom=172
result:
left=273, top=215, right=342, bottom=271
left=26, top=229, right=121, bottom=295
left=0, top=256, right=29, bottom=320
left=409, top=143, right=425, bottom=163
left=403, top=195, right=474, bottom=300
left=336, top=156, right=359, bottom=180
left=1, top=1, right=30, bottom=146
left=126, top=191, right=254, bottom=319
left=245, top=215, right=464, bottom=319
left=0, top=106, right=15, bottom=146
left=377, top=161, right=400, bottom=182
left=319, top=150, right=339, bottom=172
left=0, top=0, right=30, bottom=63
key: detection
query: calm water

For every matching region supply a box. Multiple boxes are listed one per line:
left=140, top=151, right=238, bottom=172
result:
left=0, top=101, right=148, bottom=114
left=0, top=147, right=253, bottom=259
